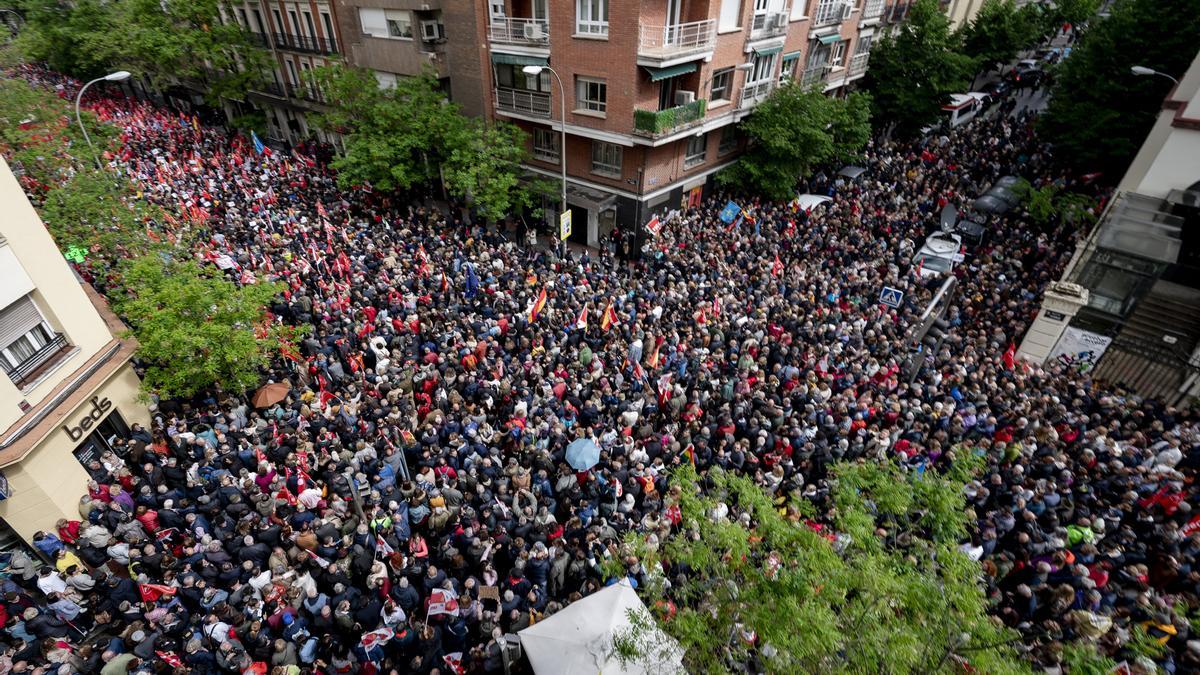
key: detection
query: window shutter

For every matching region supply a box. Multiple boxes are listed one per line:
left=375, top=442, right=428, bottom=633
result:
left=358, top=8, right=387, bottom=37
left=0, top=296, right=45, bottom=349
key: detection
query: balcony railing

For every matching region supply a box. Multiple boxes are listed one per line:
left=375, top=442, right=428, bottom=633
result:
left=487, top=18, right=550, bottom=46
left=271, top=32, right=339, bottom=55
left=849, top=52, right=869, bottom=76
left=6, top=334, right=70, bottom=388
left=495, top=88, right=552, bottom=118
left=813, top=0, right=849, bottom=26
left=739, top=81, right=775, bottom=108
left=246, top=31, right=270, bottom=48
left=801, top=64, right=829, bottom=87
left=633, top=98, right=707, bottom=136
left=638, top=19, right=716, bottom=60
left=863, top=0, right=886, bottom=18
left=749, top=11, right=789, bottom=38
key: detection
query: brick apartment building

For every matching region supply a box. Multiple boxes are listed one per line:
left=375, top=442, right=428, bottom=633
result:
left=458, top=0, right=884, bottom=245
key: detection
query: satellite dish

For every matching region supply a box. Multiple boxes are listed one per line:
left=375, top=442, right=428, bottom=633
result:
left=939, top=203, right=958, bottom=233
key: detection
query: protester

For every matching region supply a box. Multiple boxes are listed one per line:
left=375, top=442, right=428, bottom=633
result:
left=1, top=62, right=1198, bottom=675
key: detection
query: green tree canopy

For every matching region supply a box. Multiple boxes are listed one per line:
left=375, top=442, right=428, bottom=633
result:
left=613, top=457, right=1026, bottom=674
left=113, top=255, right=296, bottom=398
left=717, top=83, right=871, bottom=201
left=15, top=0, right=269, bottom=101
left=1039, top=0, right=1200, bottom=179
left=862, top=0, right=973, bottom=137
left=961, top=0, right=1038, bottom=74
left=443, top=117, right=554, bottom=223
left=311, top=65, right=469, bottom=193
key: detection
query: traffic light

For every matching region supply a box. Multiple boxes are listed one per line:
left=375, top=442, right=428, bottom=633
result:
left=903, top=278, right=956, bottom=384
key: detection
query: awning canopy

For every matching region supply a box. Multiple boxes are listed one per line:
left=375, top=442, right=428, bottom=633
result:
left=782, top=50, right=802, bottom=61
left=817, top=33, right=841, bottom=45
left=490, top=52, right=549, bottom=66
left=754, top=44, right=783, bottom=56
left=643, top=62, right=697, bottom=82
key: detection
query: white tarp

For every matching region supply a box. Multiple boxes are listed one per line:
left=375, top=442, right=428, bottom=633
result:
left=518, top=579, right=685, bottom=675
left=1048, top=326, right=1113, bottom=373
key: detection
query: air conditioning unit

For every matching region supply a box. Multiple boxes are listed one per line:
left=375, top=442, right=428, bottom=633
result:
left=523, top=22, right=545, bottom=40
left=771, top=12, right=788, bottom=29
left=674, top=90, right=696, bottom=106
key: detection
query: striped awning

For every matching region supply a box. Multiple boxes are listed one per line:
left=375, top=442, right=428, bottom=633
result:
left=643, top=62, right=698, bottom=82
left=754, top=44, right=783, bottom=56
left=490, top=53, right=550, bottom=66
left=817, top=33, right=841, bottom=45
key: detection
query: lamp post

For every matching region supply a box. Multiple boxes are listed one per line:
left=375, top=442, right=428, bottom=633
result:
left=522, top=65, right=567, bottom=244
left=74, top=70, right=131, bottom=170
left=1130, top=65, right=1179, bottom=86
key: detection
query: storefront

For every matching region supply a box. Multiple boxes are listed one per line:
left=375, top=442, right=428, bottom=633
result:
left=0, top=361, right=148, bottom=545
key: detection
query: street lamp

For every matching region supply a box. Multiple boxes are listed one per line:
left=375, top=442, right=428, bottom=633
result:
left=1130, top=65, right=1179, bottom=86
left=522, top=64, right=567, bottom=242
left=74, top=70, right=131, bottom=170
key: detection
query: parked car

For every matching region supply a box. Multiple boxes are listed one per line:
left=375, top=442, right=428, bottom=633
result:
left=1006, top=59, right=1044, bottom=88
left=980, top=79, right=1011, bottom=99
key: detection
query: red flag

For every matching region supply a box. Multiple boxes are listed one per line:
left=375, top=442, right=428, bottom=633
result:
left=443, top=652, right=466, bottom=675
left=441, top=272, right=449, bottom=294
left=428, top=588, right=460, bottom=617
left=1002, top=344, right=1016, bottom=370
left=156, top=651, right=184, bottom=668
left=528, top=287, right=548, bottom=323
left=575, top=306, right=588, bottom=330
left=139, top=583, right=177, bottom=603
left=771, top=254, right=783, bottom=277
left=601, top=302, right=617, bottom=331
left=645, top=215, right=663, bottom=237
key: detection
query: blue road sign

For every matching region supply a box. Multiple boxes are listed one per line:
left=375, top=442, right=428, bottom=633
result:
left=879, top=286, right=904, bottom=308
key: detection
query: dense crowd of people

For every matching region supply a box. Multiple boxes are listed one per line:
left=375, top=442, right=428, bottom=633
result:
left=1, top=62, right=1198, bottom=675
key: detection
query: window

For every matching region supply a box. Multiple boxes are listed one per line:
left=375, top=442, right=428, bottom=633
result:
left=790, top=0, right=808, bottom=19
left=533, top=128, right=560, bottom=163
left=285, top=59, right=299, bottom=86
left=710, top=68, right=733, bottom=102
left=781, top=53, right=800, bottom=83
left=421, top=20, right=445, bottom=41
left=387, top=10, right=413, bottom=38
left=855, top=35, right=872, bottom=55
left=576, top=77, right=607, bottom=114
left=719, top=0, right=742, bottom=31
left=322, top=12, right=336, bottom=44
left=591, top=141, right=622, bottom=177
left=252, top=9, right=265, bottom=33
left=684, top=133, right=707, bottom=168
left=496, top=65, right=550, bottom=92
left=288, top=10, right=300, bottom=34
left=718, top=126, right=740, bottom=155
left=303, top=11, right=316, bottom=38
left=237, top=8, right=249, bottom=29
left=576, top=0, right=608, bottom=35
left=830, top=40, right=846, bottom=67
left=0, top=296, right=60, bottom=384
left=273, top=9, right=285, bottom=32
left=749, top=53, right=776, bottom=83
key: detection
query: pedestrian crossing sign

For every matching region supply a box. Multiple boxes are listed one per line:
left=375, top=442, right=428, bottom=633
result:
left=879, top=286, right=904, bottom=308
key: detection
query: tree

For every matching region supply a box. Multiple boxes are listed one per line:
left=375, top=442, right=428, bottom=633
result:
left=612, top=457, right=1027, bottom=674
left=311, top=65, right=469, bottom=192
left=862, top=0, right=973, bottom=137
left=717, top=84, right=871, bottom=201
left=1039, top=0, right=1200, bottom=179
left=1051, top=0, right=1102, bottom=29
left=113, top=255, right=295, bottom=398
left=961, top=0, right=1037, bottom=77
left=15, top=0, right=270, bottom=101
left=40, top=170, right=165, bottom=276
left=443, top=118, right=554, bottom=223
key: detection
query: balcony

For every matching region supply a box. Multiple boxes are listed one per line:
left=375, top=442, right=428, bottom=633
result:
left=862, top=0, right=886, bottom=19
left=749, top=12, right=789, bottom=40
left=495, top=88, right=552, bottom=118
left=800, top=64, right=829, bottom=88
left=246, top=31, right=270, bottom=48
left=5, top=334, right=71, bottom=389
left=849, top=53, right=869, bottom=77
left=637, top=19, right=716, bottom=67
left=813, top=0, right=849, bottom=26
left=739, top=81, right=775, bottom=108
left=271, top=32, right=339, bottom=55
left=488, top=18, right=550, bottom=47
left=633, top=98, right=707, bottom=137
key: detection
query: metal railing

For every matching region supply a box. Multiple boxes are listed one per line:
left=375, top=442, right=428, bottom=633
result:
left=6, top=334, right=69, bottom=387
left=494, top=88, right=552, bottom=118
left=862, top=0, right=885, bottom=18
left=849, top=52, right=869, bottom=76
left=246, top=31, right=270, bottom=48
left=813, top=0, right=848, bottom=26
left=487, top=17, right=550, bottom=45
left=271, top=32, right=339, bottom=55
left=749, top=11, right=788, bottom=37
left=801, top=64, right=829, bottom=87
left=638, top=19, right=716, bottom=57
left=739, top=80, right=775, bottom=108
left=632, top=98, right=707, bottom=136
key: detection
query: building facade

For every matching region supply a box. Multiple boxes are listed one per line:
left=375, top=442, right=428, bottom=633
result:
left=465, top=0, right=883, bottom=245
left=0, top=158, right=149, bottom=546
left=1019, top=52, right=1200, bottom=406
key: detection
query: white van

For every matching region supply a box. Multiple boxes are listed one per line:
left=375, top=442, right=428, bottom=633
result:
left=914, top=232, right=964, bottom=279
left=940, top=93, right=990, bottom=128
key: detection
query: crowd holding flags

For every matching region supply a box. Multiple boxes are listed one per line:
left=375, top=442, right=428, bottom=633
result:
left=527, top=287, right=548, bottom=323
left=600, top=301, right=617, bottom=331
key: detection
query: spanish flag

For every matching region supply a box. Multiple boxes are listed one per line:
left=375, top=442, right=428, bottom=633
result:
left=528, top=287, right=548, bottom=323
left=601, top=302, right=617, bottom=331
left=575, top=306, right=588, bottom=330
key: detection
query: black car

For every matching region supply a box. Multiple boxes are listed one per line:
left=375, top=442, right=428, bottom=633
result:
left=981, top=79, right=1011, bottom=99
left=1005, top=60, right=1044, bottom=88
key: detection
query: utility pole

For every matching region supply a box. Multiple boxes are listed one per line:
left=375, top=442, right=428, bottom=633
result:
left=902, top=276, right=957, bottom=384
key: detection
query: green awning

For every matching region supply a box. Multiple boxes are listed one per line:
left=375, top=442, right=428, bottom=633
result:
left=753, top=44, right=783, bottom=56
left=782, top=50, right=802, bottom=62
left=817, top=33, right=841, bottom=45
left=643, top=62, right=698, bottom=82
left=490, top=52, right=549, bottom=66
